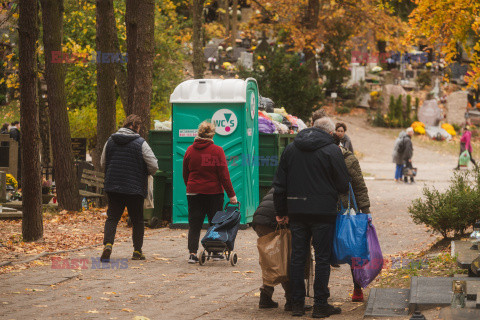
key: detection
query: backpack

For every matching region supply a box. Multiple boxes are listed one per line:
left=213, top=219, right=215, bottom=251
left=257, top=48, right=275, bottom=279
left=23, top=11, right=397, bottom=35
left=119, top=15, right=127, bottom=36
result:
left=394, top=136, right=405, bottom=154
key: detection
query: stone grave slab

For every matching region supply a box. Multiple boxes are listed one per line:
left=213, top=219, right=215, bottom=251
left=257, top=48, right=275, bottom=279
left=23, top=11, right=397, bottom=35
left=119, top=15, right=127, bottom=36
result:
left=467, top=281, right=480, bottom=301
left=409, top=277, right=480, bottom=311
left=0, top=206, right=22, bottom=218
left=364, top=288, right=409, bottom=317
left=409, top=277, right=453, bottom=310
left=438, top=307, right=480, bottom=320
left=452, top=240, right=479, bottom=269
left=446, top=90, right=469, bottom=125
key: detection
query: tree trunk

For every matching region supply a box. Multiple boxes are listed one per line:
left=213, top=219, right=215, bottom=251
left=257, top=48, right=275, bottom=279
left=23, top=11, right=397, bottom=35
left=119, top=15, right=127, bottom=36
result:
left=94, top=0, right=116, bottom=170
left=220, top=0, right=230, bottom=40
left=303, top=0, right=320, bottom=80
left=19, top=0, right=43, bottom=241
left=112, top=15, right=128, bottom=114
left=231, top=0, right=238, bottom=49
left=126, top=0, right=155, bottom=138
left=192, top=0, right=205, bottom=79
left=40, top=0, right=81, bottom=211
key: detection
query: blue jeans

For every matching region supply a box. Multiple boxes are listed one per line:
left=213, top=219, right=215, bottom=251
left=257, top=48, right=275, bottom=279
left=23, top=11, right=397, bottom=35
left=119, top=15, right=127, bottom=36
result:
left=290, top=220, right=334, bottom=306
left=395, top=164, right=404, bottom=180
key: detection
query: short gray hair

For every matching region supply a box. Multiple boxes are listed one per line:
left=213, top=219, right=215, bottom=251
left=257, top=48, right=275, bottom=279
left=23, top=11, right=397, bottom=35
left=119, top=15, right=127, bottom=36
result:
left=406, top=127, right=414, bottom=134
left=313, top=117, right=335, bottom=133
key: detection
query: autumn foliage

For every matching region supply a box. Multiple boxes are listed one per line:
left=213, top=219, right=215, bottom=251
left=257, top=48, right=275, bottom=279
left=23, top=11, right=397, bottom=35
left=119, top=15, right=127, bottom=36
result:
left=408, top=0, right=480, bottom=88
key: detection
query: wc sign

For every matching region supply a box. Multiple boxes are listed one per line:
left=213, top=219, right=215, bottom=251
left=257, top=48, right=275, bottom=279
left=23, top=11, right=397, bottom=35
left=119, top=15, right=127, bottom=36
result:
left=212, top=109, right=238, bottom=136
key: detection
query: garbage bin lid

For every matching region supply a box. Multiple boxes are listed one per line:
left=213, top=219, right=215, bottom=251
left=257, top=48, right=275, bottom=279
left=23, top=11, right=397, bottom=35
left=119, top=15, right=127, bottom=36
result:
left=170, top=78, right=256, bottom=104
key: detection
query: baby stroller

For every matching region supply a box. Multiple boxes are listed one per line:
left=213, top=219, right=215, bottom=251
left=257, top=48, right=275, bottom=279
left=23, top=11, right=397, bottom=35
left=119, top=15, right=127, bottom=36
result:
left=199, top=202, right=241, bottom=266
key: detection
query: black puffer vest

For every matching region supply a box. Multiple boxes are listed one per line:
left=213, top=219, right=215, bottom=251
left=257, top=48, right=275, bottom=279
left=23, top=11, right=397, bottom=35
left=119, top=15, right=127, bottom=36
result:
left=104, top=132, right=147, bottom=197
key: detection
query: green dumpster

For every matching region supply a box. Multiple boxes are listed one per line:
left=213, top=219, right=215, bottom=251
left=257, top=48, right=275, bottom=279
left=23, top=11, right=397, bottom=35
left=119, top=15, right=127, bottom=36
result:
left=144, top=170, right=172, bottom=228
left=170, top=78, right=259, bottom=227
left=258, top=133, right=296, bottom=200
left=148, top=131, right=172, bottom=173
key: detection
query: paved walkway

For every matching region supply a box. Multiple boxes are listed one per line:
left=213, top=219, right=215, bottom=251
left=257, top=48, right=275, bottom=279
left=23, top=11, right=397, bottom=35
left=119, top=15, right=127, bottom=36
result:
left=0, top=116, right=457, bottom=319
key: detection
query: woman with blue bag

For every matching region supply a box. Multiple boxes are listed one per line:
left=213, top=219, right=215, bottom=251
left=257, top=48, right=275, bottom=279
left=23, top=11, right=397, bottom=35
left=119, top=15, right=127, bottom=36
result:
left=333, top=135, right=381, bottom=302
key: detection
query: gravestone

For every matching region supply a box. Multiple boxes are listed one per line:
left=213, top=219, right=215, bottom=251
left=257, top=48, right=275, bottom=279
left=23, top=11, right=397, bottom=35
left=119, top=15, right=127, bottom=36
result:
left=450, top=63, right=469, bottom=82
left=452, top=240, right=480, bottom=269
left=409, top=276, right=480, bottom=311
left=347, top=65, right=366, bottom=86
left=364, top=288, right=410, bottom=317
left=0, top=135, right=18, bottom=180
left=381, top=84, right=407, bottom=112
left=357, top=93, right=371, bottom=108
left=238, top=51, right=253, bottom=70
left=438, top=308, right=480, bottom=319
left=446, top=91, right=469, bottom=125
left=232, top=47, right=246, bottom=61
left=409, top=277, right=454, bottom=311
left=71, top=138, right=87, bottom=161
left=418, top=99, right=443, bottom=126
left=0, top=171, right=6, bottom=202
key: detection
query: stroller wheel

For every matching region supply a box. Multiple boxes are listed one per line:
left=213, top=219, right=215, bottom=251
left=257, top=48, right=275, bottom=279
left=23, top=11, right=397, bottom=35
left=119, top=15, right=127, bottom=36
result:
left=230, top=252, right=238, bottom=266
left=198, top=250, right=207, bottom=266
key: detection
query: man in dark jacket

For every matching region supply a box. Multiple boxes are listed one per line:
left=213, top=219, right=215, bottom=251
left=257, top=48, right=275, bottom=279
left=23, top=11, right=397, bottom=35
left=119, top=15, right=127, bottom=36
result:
left=100, top=114, right=158, bottom=261
left=273, top=117, right=350, bottom=318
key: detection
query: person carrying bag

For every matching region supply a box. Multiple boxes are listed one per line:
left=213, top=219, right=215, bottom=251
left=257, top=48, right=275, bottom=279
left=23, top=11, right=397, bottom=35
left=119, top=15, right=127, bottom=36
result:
left=257, top=224, right=291, bottom=288
left=333, top=183, right=370, bottom=265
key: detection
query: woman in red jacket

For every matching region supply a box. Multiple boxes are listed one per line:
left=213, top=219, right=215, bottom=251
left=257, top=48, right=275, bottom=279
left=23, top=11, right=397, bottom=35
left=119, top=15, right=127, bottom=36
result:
left=183, top=121, right=237, bottom=263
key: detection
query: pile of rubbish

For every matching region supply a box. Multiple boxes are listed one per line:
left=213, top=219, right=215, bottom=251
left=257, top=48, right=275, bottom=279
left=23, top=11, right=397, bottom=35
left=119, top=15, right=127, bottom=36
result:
left=258, top=96, right=307, bottom=134
left=154, top=119, right=172, bottom=131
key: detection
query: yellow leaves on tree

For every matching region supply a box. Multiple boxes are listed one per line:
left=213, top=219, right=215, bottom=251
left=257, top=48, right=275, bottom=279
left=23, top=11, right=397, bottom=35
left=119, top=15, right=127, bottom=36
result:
left=249, top=0, right=406, bottom=55
left=408, top=0, right=480, bottom=89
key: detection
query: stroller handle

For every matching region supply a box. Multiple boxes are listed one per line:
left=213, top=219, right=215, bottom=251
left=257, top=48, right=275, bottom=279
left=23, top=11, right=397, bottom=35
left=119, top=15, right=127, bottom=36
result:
left=225, top=201, right=241, bottom=211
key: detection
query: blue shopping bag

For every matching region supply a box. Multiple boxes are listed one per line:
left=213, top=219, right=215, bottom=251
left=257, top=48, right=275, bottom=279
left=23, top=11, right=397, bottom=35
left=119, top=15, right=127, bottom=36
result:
left=333, top=183, right=370, bottom=265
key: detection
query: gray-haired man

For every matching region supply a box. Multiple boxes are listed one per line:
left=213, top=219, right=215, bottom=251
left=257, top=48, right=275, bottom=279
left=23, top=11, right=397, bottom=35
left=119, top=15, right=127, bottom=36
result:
left=273, top=117, right=350, bottom=318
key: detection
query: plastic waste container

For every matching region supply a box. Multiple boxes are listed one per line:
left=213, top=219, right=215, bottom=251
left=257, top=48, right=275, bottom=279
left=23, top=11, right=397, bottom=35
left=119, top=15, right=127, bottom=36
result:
left=258, top=133, right=296, bottom=199
left=148, top=130, right=172, bottom=173
left=170, top=78, right=259, bottom=227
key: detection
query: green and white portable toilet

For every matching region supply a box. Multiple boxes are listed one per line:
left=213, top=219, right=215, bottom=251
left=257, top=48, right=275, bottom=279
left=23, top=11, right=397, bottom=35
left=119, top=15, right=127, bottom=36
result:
left=169, top=78, right=259, bottom=227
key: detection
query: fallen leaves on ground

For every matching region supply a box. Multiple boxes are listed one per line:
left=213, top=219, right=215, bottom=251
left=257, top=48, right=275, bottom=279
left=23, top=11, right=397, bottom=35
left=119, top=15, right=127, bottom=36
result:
left=0, top=208, right=134, bottom=274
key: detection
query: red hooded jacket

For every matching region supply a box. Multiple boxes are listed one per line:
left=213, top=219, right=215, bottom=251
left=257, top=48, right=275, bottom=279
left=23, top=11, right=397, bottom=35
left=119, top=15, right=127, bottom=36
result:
left=183, top=139, right=235, bottom=197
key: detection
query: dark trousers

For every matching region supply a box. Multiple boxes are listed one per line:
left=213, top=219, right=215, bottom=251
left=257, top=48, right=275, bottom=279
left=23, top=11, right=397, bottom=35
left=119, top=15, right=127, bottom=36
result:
left=104, top=192, right=144, bottom=252
left=290, top=220, right=334, bottom=306
left=187, top=193, right=224, bottom=253
left=255, top=224, right=291, bottom=301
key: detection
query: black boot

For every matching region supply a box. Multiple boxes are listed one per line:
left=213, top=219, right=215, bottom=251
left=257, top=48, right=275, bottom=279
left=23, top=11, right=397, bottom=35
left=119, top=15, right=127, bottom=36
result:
left=259, top=292, right=278, bottom=309
left=312, top=304, right=342, bottom=318
left=291, top=303, right=305, bottom=316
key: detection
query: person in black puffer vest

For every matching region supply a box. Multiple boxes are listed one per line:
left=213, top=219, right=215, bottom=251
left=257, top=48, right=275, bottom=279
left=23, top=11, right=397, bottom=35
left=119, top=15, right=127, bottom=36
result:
left=100, top=114, right=158, bottom=261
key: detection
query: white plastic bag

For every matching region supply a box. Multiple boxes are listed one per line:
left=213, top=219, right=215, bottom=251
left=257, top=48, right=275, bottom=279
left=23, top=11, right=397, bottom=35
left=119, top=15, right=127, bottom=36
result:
left=144, top=175, right=154, bottom=209
left=154, top=120, right=172, bottom=131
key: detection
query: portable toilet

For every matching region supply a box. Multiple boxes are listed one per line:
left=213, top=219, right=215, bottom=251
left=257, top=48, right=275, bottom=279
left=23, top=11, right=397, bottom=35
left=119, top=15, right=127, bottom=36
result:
left=169, top=78, right=259, bottom=227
